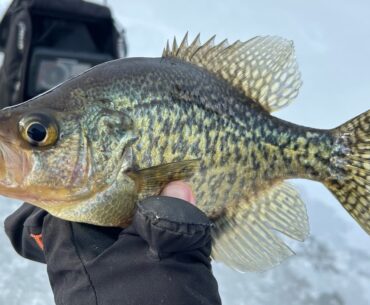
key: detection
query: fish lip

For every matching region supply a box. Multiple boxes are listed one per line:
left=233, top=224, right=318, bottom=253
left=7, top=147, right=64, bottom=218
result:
left=0, top=140, right=32, bottom=187
left=0, top=147, right=5, bottom=180
left=0, top=133, right=19, bottom=147
left=0, top=132, right=32, bottom=182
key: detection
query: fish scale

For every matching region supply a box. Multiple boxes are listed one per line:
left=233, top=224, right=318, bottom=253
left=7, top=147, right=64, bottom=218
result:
left=0, top=34, right=368, bottom=272
left=120, top=71, right=335, bottom=218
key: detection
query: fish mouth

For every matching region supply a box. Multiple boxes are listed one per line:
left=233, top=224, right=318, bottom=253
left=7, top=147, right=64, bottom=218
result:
left=0, top=128, right=136, bottom=207
left=0, top=140, right=35, bottom=200
left=0, top=147, right=5, bottom=181
left=0, top=140, right=32, bottom=187
left=0, top=135, right=91, bottom=205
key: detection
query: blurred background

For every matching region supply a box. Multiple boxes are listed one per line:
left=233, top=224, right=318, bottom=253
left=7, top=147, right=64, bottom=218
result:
left=0, top=0, right=369, bottom=304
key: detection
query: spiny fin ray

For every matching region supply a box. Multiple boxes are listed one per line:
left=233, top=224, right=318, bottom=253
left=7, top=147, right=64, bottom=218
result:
left=163, top=34, right=302, bottom=113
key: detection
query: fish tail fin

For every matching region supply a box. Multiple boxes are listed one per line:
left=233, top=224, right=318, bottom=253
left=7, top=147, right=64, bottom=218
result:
left=324, top=110, right=370, bottom=234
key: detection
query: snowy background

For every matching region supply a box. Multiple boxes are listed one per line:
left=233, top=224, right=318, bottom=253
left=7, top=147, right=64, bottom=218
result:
left=0, top=0, right=369, bottom=304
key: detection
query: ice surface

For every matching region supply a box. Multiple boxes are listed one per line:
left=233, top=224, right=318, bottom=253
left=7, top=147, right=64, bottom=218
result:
left=0, top=0, right=369, bottom=304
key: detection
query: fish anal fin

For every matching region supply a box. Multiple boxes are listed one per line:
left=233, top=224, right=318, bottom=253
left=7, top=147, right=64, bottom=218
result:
left=128, top=159, right=201, bottom=198
left=211, top=181, right=309, bottom=272
left=163, top=34, right=302, bottom=113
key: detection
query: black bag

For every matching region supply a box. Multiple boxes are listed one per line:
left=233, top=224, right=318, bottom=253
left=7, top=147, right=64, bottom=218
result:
left=0, top=0, right=126, bottom=107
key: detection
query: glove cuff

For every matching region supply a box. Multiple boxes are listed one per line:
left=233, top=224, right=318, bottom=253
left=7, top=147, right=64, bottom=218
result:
left=132, top=196, right=213, bottom=258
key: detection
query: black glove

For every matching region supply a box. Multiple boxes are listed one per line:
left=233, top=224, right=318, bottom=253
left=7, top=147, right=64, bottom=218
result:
left=5, top=196, right=222, bottom=305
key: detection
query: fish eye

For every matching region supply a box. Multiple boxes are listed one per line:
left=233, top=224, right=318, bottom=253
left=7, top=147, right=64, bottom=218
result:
left=19, top=113, right=59, bottom=147
left=27, top=123, right=47, bottom=142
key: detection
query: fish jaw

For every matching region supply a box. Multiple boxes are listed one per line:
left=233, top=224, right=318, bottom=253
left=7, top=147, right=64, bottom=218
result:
left=0, top=137, right=91, bottom=205
left=0, top=108, right=87, bottom=204
left=0, top=140, right=33, bottom=197
left=0, top=109, right=34, bottom=194
left=0, top=94, right=139, bottom=220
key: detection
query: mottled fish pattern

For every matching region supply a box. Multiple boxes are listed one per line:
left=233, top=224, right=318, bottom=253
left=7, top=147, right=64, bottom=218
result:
left=0, top=35, right=368, bottom=272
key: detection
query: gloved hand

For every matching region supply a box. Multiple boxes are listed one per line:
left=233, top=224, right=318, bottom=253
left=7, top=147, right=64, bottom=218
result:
left=5, top=182, right=222, bottom=305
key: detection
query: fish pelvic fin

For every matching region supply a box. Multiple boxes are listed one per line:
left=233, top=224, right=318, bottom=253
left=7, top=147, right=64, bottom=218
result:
left=325, top=109, right=370, bottom=234
left=211, top=181, right=309, bottom=272
left=163, top=34, right=302, bottom=112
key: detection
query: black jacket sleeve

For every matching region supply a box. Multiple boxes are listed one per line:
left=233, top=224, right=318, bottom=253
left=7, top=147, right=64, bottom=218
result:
left=5, top=203, right=47, bottom=263
left=4, top=197, right=222, bottom=305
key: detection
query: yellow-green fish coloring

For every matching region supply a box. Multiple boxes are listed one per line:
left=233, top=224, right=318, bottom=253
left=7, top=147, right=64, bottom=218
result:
left=0, top=34, right=368, bottom=271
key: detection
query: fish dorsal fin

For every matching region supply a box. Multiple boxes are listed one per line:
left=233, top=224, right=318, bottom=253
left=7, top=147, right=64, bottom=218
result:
left=211, top=181, right=309, bottom=272
left=163, top=34, right=302, bottom=112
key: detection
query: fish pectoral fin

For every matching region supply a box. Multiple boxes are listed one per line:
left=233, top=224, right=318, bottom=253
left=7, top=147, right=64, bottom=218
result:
left=163, top=34, right=302, bottom=112
left=211, top=181, right=309, bottom=272
left=128, top=159, right=201, bottom=197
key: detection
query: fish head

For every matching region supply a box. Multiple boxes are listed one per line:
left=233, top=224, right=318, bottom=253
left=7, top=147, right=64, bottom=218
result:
left=0, top=87, right=138, bottom=213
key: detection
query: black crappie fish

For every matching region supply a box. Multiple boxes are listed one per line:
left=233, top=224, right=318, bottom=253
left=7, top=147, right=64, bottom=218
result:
left=0, top=34, right=368, bottom=271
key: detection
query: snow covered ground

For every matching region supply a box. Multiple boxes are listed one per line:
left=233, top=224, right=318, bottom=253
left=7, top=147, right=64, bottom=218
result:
left=0, top=0, right=369, bottom=304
